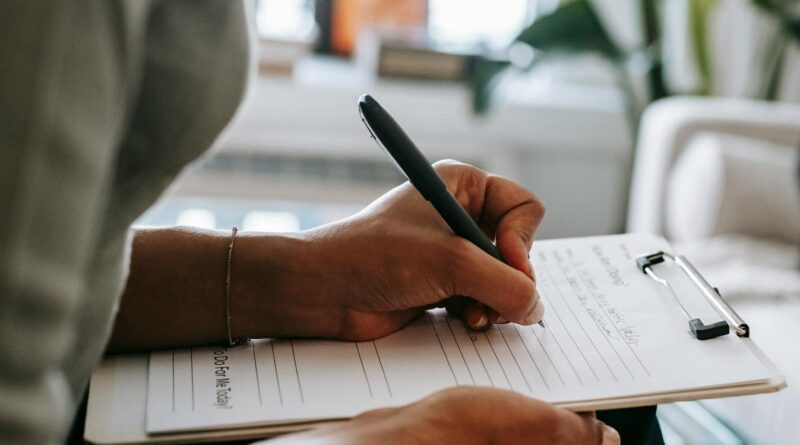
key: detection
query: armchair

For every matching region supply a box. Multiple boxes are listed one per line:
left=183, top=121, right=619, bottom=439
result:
left=627, top=96, right=800, bottom=443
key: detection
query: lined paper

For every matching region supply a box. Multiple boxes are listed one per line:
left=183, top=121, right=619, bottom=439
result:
left=147, top=234, right=773, bottom=434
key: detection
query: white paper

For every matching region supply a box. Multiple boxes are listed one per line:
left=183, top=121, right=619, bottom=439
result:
left=146, top=234, right=773, bottom=434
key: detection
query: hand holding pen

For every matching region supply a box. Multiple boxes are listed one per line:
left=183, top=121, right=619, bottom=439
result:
left=358, top=94, right=546, bottom=329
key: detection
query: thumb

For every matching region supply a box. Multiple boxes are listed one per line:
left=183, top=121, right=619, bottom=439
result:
left=449, top=239, right=544, bottom=325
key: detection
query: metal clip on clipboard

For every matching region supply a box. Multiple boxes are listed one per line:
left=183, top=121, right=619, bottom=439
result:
left=636, top=251, right=750, bottom=340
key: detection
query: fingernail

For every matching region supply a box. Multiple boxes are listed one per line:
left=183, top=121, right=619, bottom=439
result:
left=521, top=293, right=545, bottom=325
left=472, top=313, right=488, bottom=329
left=602, top=424, right=621, bottom=445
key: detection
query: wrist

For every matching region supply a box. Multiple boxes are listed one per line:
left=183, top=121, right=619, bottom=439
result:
left=231, top=230, right=344, bottom=339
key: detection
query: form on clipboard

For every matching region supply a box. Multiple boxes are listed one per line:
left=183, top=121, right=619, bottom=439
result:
left=85, top=233, right=786, bottom=444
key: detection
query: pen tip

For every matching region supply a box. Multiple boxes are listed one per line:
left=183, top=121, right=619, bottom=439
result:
left=538, top=320, right=546, bottom=328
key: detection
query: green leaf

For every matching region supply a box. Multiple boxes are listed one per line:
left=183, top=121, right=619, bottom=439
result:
left=751, top=0, right=778, bottom=12
left=515, top=0, right=622, bottom=60
left=470, top=58, right=511, bottom=114
left=690, top=0, right=717, bottom=95
left=786, top=19, right=800, bottom=40
left=751, top=0, right=800, bottom=41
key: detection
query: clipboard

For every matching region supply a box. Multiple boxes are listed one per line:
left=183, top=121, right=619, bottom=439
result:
left=84, top=344, right=785, bottom=445
left=84, top=234, right=787, bottom=444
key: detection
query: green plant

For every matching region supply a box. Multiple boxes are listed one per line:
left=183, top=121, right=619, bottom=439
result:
left=751, top=0, right=800, bottom=99
left=470, top=0, right=667, bottom=231
left=689, top=0, right=717, bottom=95
left=469, top=0, right=799, bottom=229
left=472, top=0, right=800, bottom=121
left=471, top=0, right=666, bottom=138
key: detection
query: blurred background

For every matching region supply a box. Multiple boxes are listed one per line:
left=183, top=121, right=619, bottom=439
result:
left=139, top=1, right=800, bottom=443
left=140, top=0, right=800, bottom=239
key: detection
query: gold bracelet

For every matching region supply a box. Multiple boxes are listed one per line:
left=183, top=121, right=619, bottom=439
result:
left=226, top=226, right=247, bottom=346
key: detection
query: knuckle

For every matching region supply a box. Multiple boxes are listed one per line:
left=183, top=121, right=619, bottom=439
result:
left=529, top=194, right=546, bottom=220
left=433, top=159, right=480, bottom=181
left=515, top=226, right=534, bottom=248
left=539, top=408, right=564, bottom=438
left=432, top=158, right=465, bottom=171
left=433, top=160, right=467, bottom=189
left=433, top=161, right=490, bottom=198
left=424, top=387, right=473, bottom=416
left=414, top=388, right=480, bottom=443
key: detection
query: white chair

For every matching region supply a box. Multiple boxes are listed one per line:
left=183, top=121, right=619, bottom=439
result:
left=627, top=96, right=800, bottom=443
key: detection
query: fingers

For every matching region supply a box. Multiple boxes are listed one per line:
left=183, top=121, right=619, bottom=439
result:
left=432, top=160, right=544, bottom=277
left=446, top=298, right=503, bottom=330
left=432, top=161, right=545, bottom=325
left=562, top=412, right=620, bottom=445
left=271, top=387, right=618, bottom=445
left=482, top=174, right=545, bottom=280
left=473, top=388, right=617, bottom=445
left=446, top=297, right=487, bottom=329
left=418, top=387, right=618, bottom=445
left=604, top=424, right=622, bottom=445
left=447, top=239, right=544, bottom=325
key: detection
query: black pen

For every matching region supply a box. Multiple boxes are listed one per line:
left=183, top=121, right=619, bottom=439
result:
left=357, top=94, right=544, bottom=328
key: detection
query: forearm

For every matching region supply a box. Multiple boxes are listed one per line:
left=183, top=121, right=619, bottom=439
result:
left=108, top=161, right=546, bottom=353
left=107, top=226, right=338, bottom=353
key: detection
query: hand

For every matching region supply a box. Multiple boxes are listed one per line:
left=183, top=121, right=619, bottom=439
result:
left=234, top=160, right=545, bottom=340
left=261, top=387, right=620, bottom=445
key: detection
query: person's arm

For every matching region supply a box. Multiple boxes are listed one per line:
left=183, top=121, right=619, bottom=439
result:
left=109, top=161, right=622, bottom=445
left=108, top=228, right=320, bottom=352
left=108, top=160, right=545, bottom=352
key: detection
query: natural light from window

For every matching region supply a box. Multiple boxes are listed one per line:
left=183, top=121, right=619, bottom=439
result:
left=256, top=0, right=315, bottom=41
left=256, top=0, right=531, bottom=50
left=428, top=0, right=530, bottom=50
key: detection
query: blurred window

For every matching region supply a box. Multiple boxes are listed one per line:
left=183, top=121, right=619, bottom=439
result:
left=242, top=211, right=301, bottom=232
left=256, top=0, right=536, bottom=50
left=136, top=197, right=363, bottom=232
left=256, top=0, right=316, bottom=42
left=428, top=0, right=531, bottom=50
left=176, top=208, right=217, bottom=229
